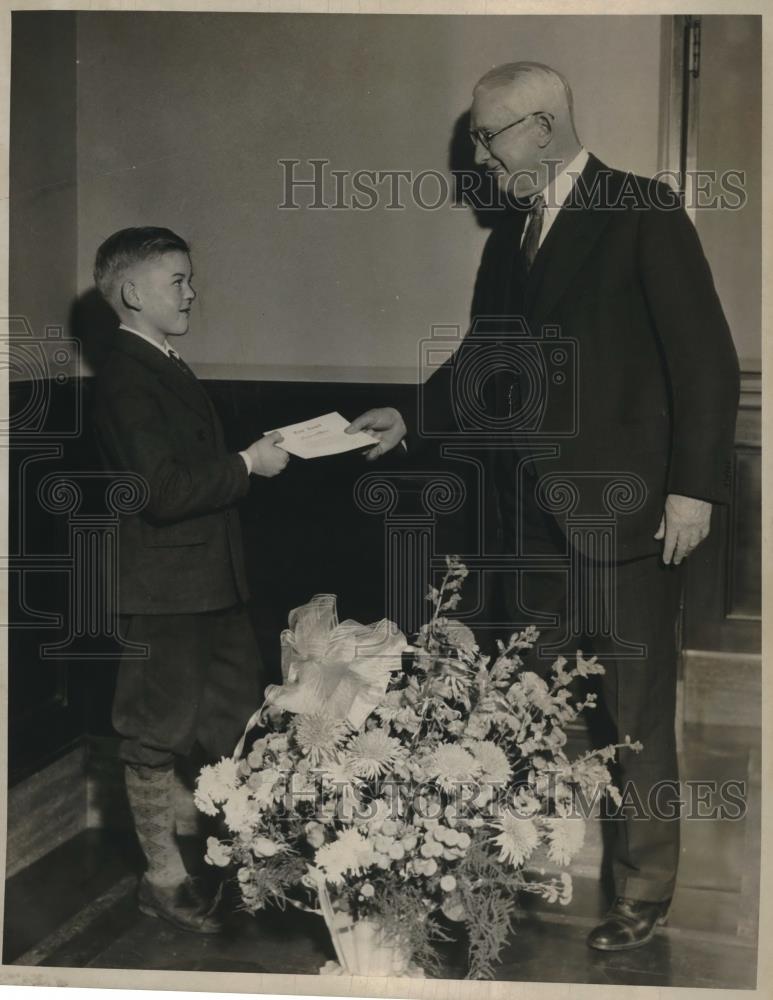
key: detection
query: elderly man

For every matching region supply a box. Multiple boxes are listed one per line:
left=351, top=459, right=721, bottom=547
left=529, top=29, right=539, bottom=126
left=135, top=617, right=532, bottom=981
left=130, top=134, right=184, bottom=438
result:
left=349, top=62, right=739, bottom=951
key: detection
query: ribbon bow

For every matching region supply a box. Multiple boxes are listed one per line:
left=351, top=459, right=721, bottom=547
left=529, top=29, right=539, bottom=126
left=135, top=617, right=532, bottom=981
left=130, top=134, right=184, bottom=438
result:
left=234, top=595, right=407, bottom=756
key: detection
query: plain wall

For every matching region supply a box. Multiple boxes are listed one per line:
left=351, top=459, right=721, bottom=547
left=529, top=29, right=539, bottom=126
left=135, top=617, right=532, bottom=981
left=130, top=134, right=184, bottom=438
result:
left=694, top=15, right=761, bottom=369
left=74, top=13, right=664, bottom=379
left=10, top=12, right=77, bottom=377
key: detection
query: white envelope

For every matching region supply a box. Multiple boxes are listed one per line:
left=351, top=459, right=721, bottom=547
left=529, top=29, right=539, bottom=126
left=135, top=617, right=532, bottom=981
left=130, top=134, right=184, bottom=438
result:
left=266, top=411, right=378, bottom=459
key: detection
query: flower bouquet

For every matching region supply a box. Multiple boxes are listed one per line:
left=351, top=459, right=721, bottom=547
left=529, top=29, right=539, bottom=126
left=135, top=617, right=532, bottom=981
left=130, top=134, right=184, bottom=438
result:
left=196, top=557, right=637, bottom=980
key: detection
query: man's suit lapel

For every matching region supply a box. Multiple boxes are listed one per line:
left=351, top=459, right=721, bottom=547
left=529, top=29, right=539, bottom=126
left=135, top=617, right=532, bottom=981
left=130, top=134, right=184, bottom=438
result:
left=524, top=154, right=613, bottom=327
left=114, top=330, right=212, bottom=423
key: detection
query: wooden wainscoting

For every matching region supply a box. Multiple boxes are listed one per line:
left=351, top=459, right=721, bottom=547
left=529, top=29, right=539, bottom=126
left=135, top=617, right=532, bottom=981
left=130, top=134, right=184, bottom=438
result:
left=681, top=369, right=761, bottom=726
left=5, top=745, right=88, bottom=877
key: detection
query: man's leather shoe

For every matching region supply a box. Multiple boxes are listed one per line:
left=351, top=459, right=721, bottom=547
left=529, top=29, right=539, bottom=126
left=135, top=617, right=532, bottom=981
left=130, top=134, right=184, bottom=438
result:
left=587, top=896, right=670, bottom=951
left=138, top=875, right=223, bottom=934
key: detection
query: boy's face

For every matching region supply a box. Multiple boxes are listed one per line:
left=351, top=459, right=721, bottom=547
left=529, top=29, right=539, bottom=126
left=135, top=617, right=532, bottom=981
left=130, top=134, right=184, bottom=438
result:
left=128, top=251, right=196, bottom=339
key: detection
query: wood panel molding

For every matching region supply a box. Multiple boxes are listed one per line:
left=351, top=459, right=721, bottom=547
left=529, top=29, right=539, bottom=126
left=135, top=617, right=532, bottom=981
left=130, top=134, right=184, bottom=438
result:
left=5, top=746, right=87, bottom=877
left=683, top=367, right=761, bottom=658
left=681, top=651, right=761, bottom=728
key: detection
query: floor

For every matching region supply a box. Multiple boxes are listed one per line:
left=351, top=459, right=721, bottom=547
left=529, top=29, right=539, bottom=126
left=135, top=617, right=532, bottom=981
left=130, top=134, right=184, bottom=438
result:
left=2, top=723, right=760, bottom=988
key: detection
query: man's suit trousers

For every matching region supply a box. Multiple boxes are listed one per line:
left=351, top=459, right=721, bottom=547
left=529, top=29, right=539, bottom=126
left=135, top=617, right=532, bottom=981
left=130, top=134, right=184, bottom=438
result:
left=500, top=478, right=683, bottom=902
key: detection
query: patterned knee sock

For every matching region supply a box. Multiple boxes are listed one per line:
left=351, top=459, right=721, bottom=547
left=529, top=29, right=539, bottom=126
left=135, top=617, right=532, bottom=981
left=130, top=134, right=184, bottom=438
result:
left=125, top=763, right=188, bottom=887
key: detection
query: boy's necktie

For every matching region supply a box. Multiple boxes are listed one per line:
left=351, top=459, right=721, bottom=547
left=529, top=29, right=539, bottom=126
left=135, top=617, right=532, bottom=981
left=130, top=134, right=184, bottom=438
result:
left=167, top=348, right=197, bottom=380
left=521, top=193, right=545, bottom=270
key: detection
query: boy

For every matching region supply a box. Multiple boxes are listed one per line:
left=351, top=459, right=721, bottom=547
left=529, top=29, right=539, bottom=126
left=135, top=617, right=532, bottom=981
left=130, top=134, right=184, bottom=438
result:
left=93, top=227, right=288, bottom=932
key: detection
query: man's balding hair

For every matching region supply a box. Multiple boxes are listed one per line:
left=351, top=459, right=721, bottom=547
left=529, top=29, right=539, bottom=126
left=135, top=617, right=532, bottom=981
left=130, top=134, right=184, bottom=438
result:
left=475, top=61, right=576, bottom=129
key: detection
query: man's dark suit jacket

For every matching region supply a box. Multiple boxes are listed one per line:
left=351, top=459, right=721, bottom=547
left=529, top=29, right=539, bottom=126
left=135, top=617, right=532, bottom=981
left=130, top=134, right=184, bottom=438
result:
left=416, top=154, right=741, bottom=561
left=94, top=329, right=250, bottom=615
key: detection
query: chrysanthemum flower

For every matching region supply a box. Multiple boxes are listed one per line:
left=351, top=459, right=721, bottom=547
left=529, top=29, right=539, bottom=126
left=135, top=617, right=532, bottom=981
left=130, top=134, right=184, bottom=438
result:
left=247, top=767, right=283, bottom=806
left=543, top=816, right=586, bottom=866
left=198, top=757, right=239, bottom=796
left=464, top=712, right=492, bottom=741
left=294, top=714, right=350, bottom=764
left=314, top=827, right=376, bottom=885
left=195, top=757, right=240, bottom=815
left=313, top=753, right=359, bottom=789
left=222, top=785, right=258, bottom=836
left=490, top=812, right=540, bottom=867
left=347, top=728, right=403, bottom=779
left=311, top=755, right=364, bottom=822
left=467, top=740, right=512, bottom=784
left=426, top=744, right=482, bottom=793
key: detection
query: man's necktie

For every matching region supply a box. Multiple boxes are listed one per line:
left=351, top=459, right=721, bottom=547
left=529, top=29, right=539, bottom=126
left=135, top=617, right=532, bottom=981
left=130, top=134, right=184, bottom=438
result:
left=167, top=349, right=197, bottom=380
left=521, top=193, right=545, bottom=270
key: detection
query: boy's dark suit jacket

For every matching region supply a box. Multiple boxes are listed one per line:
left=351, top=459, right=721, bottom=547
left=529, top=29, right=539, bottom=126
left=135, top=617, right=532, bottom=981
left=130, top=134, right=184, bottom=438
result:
left=94, top=329, right=250, bottom=615
left=417, top=154, right=741, bottom=561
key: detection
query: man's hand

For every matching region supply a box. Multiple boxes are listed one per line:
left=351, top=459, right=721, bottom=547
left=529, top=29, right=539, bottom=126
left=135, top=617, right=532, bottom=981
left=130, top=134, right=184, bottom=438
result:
left=654, top=493, right=712, bottom=565
left=346, top=407, right=407, bottom=461
left=245, top=432, right=289, bottom=478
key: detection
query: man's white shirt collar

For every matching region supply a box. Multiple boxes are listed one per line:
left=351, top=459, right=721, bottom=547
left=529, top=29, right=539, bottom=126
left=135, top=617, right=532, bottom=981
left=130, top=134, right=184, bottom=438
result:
left=523, top=147, right=590, bottom=249
left=119, top=322, right=175, bottom=357
left=544, top=147, right=589, bottom=213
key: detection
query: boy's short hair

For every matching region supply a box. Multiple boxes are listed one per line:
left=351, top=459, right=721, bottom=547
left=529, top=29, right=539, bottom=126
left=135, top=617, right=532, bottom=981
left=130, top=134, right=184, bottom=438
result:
left=94, top=227, right=190, bottom=303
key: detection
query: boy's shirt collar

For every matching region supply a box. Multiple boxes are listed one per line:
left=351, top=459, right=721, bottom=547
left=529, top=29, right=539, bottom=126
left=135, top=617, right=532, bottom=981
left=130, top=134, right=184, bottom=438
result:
left=119, top=322, right=174, bottom=357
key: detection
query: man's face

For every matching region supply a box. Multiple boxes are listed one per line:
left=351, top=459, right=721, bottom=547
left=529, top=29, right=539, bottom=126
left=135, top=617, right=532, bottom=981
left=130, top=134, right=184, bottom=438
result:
left=470, top=86, right=545, bottom=199
left=130, top=251, right=196, bottom=339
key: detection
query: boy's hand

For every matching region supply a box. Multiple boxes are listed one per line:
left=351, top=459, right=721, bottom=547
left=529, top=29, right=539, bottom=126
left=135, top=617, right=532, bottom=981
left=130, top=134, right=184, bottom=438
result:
left=346, top=407, right=406, bottom=461
left=246, top=432, right=289, bottom=477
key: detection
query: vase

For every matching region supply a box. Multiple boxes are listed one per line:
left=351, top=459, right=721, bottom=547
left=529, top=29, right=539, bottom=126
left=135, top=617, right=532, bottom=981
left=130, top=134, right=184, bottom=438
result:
left=319, top=910, right=424, bottom=978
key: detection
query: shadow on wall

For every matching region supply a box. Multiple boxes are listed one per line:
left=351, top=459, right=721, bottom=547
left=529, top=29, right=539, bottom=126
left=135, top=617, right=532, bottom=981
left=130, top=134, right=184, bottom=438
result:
left=68, top=111, right=508, bottom=379
left=448, top=109, right=521, bottom=230
left=71, top=288, right=119, bottom=374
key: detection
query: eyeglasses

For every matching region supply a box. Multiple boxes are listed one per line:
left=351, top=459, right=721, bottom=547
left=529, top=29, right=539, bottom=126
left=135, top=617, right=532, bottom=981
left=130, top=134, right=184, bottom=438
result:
left=469, top=111, right=555, bottom=151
